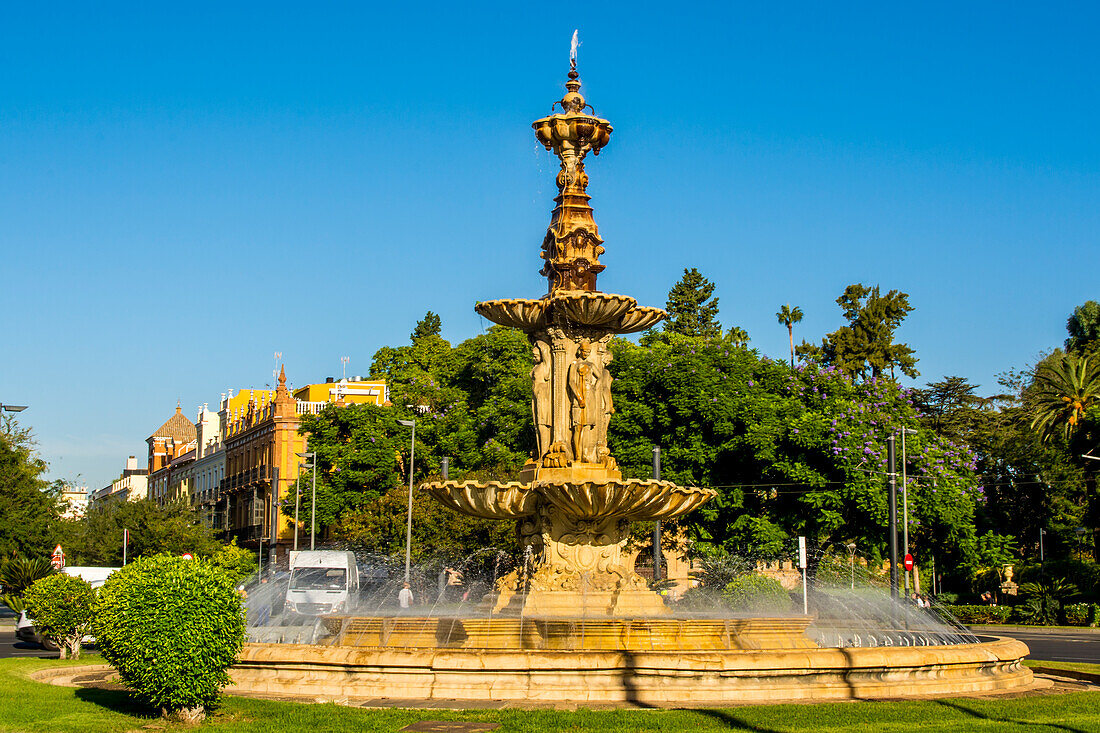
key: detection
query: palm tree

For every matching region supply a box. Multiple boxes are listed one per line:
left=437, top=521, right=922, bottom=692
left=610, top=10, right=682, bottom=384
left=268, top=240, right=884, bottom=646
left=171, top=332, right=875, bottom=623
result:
left=725, top=326, right=750, bottom=348
left=776, top=304, right=804, bottom=368
left=1029, top=353, right=1100, bottom=443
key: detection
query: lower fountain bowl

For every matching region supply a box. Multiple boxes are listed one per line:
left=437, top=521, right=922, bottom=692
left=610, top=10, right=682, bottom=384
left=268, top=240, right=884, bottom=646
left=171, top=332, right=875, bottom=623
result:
left=231, top=630, right=1035, bottom=705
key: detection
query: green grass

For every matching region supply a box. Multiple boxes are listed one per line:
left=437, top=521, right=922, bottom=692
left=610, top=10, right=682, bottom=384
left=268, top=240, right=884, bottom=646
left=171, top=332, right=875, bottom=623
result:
left=1025, top=659, right=1100, bottom=676
left=4, top=656, right=1100, bottom=733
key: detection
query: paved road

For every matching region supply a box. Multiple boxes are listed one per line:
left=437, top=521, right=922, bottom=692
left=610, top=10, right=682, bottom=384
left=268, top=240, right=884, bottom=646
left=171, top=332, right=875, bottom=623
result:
left=0, top=628, right=54, bottom=659
left=979, top=627, right=1100, bottom=664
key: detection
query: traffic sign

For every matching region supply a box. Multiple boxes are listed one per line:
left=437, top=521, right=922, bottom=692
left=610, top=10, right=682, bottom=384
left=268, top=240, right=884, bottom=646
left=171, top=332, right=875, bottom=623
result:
left=903, top=553, right=914, bottom=571
left=51, top=544, right=65, bottom=570
left=180, top=553, right=193, bottom=560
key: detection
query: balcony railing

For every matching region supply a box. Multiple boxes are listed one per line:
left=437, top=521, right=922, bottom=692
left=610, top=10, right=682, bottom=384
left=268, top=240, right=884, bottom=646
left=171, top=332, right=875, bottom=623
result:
left=222, top=466, right=273, bottom=493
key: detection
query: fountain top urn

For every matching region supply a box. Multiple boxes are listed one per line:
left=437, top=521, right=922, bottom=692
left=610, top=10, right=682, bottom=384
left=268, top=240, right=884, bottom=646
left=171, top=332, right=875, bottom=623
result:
left=425, top=56, right=714, bottom=617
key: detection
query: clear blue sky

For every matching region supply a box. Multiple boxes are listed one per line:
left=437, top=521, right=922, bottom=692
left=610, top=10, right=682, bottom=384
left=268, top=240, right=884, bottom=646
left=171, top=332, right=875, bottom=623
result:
left=2, top=2, right=1097, bottom=492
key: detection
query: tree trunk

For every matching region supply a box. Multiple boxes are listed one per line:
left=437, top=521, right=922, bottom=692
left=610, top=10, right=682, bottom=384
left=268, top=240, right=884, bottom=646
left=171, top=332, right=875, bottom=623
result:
left=788, top=325, right=794, bottom=368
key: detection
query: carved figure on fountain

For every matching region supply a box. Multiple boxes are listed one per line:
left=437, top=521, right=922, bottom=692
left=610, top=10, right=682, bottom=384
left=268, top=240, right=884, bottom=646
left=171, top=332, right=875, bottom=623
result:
left=530, top=340, right=552, bottom=461
left=567, top=339, right=600, bottom=463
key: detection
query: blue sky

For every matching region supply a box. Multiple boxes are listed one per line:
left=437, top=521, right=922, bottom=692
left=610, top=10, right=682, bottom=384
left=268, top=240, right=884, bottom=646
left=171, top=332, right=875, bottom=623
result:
left=2, top=3, right=1097, bottom=491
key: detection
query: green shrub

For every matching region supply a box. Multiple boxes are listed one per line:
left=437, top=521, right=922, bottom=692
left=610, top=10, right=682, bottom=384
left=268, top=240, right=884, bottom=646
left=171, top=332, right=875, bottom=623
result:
left=940, top=604, right=1011, bottom=624
left=95, top=555, right=245, bottom=721
left=205, top=539, right=258, bottom=585
left=23, top=574, right=96, bottom=659
left=1, top=557, right=54, bottom=600
left=722, top=574, right=794, bottom=612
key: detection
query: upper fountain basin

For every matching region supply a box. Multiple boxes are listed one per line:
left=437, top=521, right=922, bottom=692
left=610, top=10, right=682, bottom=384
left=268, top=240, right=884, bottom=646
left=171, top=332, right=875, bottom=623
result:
left=533, top=113, right=612, bottom=154
left=536, top=479, right=716, bottom=521
left=423, top=478, right=715, bottom=522
left=475, top=293, right=666, bottom=333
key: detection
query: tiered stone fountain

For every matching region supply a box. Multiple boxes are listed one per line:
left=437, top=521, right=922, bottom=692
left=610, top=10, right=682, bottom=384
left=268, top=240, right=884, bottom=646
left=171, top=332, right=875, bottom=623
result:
left=230, top=60, right=1036, bottom=706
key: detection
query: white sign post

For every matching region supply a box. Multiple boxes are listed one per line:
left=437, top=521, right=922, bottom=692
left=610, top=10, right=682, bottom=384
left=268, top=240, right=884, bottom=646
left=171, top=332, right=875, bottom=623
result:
left=798, top=536, right=808, bottom=615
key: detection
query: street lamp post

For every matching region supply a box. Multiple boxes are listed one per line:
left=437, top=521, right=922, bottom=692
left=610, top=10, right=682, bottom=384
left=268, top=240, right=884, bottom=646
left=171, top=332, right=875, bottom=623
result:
left=901, top=428, right=918, bottom=596
left=0, top=404, right=28, bottom=414
left=846, top=542, right=857, bottom=590
left=887, top=435, right=899, bottom=599
left=293, top=472, right=302, bottom=552
left=652, top=446, right=662, bottom=582
left=398, top=419, right=416, bottom=583
left=295, top=452, right=317, bottom=550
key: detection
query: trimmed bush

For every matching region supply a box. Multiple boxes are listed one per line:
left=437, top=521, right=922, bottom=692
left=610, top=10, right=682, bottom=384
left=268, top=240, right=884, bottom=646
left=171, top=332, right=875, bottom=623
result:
left=23, top=573, right=96, bottom=659
left=940, top=604, right=1011, bottom=624
left=1064, top=602, right=1100, bottom=627
left=95, top=555, right=244, bottom=721
left=722, top=574, right=794, bottom=612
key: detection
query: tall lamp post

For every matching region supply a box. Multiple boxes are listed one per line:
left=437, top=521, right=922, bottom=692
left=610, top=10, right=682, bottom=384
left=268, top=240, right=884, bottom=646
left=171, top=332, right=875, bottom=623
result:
left=887, top=435, right=899, bottom=599
left=652, top=446, right=662, bottom=582
left=0, top=404, right=28, bottom=414
left=901, top=428, right=918, bottom=596
left=295, top=452, right=316, bottom=550
left=846, top=542, right=857, bottom=590
left=398, top=419, right=416, bottom=583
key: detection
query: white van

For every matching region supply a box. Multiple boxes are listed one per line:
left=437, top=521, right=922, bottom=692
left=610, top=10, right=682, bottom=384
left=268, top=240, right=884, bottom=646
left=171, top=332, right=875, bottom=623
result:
left=284, top=551, right=358, bottom=617
left=16, top=566, right=120, bottom=646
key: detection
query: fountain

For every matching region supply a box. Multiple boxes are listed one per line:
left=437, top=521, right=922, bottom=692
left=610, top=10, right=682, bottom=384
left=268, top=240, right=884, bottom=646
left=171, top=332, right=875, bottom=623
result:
left=230, top=51, right=1035, bottom=705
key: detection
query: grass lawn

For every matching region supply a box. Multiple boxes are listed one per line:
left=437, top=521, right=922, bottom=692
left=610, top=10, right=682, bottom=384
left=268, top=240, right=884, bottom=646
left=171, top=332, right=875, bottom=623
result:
left=4, top=655, right=1100, bottom=733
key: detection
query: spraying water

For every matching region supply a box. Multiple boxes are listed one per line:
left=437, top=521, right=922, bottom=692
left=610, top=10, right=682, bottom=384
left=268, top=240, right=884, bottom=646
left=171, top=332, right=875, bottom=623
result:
left=570, top=30, right=579, bottom=70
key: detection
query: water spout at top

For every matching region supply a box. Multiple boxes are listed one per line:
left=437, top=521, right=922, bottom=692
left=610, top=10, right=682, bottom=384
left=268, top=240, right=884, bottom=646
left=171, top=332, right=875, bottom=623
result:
left=570, top=29, right=579, bottom=71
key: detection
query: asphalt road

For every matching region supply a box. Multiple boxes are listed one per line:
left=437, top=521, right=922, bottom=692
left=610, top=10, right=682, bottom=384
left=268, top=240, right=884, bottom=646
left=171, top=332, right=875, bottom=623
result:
left=0, top=628, right=54, bottom=659
left=980, top=627, right=1100, bottom=664
left=3, top=624, right=1099, bottom=663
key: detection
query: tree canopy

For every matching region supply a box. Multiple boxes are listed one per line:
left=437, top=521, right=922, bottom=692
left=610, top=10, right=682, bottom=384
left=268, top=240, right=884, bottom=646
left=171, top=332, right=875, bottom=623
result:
left=663, top=268, right=722, bottom=339
left=798, top=284, right=918, bottom=380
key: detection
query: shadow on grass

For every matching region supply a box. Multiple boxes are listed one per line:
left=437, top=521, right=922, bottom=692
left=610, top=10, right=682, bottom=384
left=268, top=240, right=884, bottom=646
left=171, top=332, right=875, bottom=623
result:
left=687, top=709, right=785, bottom=732
left=74, top=686, right=156, bottom=719
left=933, top=698, right=1089, bottom=733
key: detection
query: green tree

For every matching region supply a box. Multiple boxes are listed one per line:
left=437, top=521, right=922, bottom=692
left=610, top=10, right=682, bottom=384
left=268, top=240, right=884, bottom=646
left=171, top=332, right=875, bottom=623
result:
left=1066, top=300, right=1100, bottom=355
left=23, top=573, right=95, bottom=659
left=206, top=538, right=258, bottom=584
left=1029, top=352, right=1100, bottom=443
left=66, top=499, right=221, bottom=566
left=411, top=311, right=443, bottom=341
left=776, top=304, right=804, bottom=368
left=295, top=403, right=407, bottom=528
left=663, top=268, right=722, bottom=339
left=798, top=284, right=918, bottom=380
left=333, top=485, right=518, bottom=564
left=724, top=326, right=750, bottom=348
left=0, top=417, right=64, bottom=558
left=95, top=555, right=244, bottom=722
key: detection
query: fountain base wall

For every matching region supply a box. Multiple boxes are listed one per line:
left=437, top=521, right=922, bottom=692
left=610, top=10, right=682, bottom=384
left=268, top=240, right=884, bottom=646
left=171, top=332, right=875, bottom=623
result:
left=231, top=636, right=1034, bottom=705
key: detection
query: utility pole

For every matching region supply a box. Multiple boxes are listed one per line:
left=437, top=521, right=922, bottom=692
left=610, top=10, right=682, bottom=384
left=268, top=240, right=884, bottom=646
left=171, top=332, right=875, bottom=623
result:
left=887, top=435, right=899, bottom=599
left=901, top=428, right=917, bottom=596
left=652, top=446, right=662, bottom=582
left=399, top=419, right=417, bottom=583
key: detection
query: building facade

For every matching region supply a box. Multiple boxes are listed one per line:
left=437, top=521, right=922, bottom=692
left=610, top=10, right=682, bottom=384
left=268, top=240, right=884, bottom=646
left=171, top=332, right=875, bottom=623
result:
left=90, top=456, right=148, bottom=505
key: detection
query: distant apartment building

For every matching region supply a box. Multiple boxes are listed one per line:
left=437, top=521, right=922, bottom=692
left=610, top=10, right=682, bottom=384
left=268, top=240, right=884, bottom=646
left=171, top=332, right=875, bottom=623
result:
left=59, top=484, right=89, bottom=519
left=90, top=456, right=148, bottom=505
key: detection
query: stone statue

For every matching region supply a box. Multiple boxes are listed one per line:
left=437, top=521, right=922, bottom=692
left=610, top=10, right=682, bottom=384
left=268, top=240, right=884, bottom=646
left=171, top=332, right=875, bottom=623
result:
left=567, top=340, right=599, bottom=463
left=531, top=340, right=552, bottom=460
left=595, top=343, right=614, bottom=452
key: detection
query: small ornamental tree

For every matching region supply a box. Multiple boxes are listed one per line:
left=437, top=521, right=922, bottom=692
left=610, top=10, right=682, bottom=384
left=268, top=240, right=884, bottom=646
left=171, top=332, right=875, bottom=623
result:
left=95, top=555, right=245, bottom=722
left=23, top=573, right=95, bottom=659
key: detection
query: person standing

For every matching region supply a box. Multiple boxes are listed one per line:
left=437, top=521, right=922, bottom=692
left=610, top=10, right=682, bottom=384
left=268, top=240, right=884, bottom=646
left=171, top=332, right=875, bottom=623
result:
left=398, top=582, right=414, bottom=610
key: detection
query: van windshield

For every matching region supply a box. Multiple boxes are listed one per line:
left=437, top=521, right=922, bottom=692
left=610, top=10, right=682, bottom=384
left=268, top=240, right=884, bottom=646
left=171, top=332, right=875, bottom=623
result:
left=290, top=567, right=347, bottom=591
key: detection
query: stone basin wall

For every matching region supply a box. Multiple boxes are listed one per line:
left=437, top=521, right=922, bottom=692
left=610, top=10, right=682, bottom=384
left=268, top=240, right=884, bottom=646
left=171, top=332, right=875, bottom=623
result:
left=231, top=636, right=1033, bottom=705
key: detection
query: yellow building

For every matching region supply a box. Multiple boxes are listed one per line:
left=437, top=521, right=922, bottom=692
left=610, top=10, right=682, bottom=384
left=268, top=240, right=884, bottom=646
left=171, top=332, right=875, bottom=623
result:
left=293, top=377, right=388, bottom=408
left=219, top=370, right=388, bottom=557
